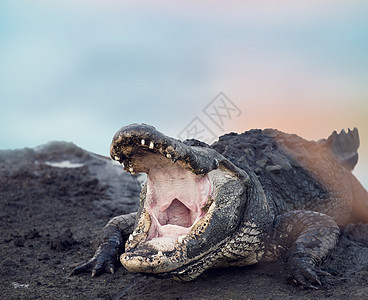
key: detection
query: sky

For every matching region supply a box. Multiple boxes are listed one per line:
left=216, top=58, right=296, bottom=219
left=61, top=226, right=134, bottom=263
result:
left=0, top=1, right=367, bottom=186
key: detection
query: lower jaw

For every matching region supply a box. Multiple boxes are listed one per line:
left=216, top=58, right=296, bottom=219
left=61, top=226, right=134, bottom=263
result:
left=121, top=228, right=189, bottom=273
left=121, top=207, right=214, bottom=273
left=120, top=248, right=184, bottom=273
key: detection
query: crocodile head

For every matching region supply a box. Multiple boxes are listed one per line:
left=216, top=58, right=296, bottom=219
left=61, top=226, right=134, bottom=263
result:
left=110, top=124, right=249, bottom=280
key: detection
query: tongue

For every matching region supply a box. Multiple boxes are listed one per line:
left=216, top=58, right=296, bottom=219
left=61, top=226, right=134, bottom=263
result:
left=158, top=224, right=191, bottom=238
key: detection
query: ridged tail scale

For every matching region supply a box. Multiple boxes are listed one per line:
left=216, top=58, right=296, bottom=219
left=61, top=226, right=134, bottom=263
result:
left=320, top=128, right=360, bottom=171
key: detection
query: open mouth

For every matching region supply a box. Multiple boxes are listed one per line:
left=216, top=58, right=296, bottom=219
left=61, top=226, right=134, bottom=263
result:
left=142, top=153, right=212, bottom=251
left=113, top=143, right=217, bottom=252
left=109, top=124, right=243, bottom=275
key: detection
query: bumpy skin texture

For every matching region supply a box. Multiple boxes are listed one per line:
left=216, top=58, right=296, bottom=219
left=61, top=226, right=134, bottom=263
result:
left=71, top=125, right=368, bottom=288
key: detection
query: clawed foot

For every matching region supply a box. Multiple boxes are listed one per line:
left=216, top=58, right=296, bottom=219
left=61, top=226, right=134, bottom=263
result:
left=287, top=255, right=331, bottom=289
left=69, top=242, right=121, bottom=277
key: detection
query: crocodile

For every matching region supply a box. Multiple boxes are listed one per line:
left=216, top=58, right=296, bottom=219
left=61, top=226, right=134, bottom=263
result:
left=70, top=123, right=368, bottom=288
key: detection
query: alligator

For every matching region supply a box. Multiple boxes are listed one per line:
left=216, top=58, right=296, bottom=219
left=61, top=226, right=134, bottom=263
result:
left=70, top=124, right=368, bottom=288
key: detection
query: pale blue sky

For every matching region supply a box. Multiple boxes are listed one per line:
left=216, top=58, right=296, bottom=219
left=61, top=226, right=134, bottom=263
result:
left=1, top=1, right=367, bottom=186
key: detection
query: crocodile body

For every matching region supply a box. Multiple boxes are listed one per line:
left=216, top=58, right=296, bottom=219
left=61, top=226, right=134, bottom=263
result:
left=71, top=124, right=368, bottom=288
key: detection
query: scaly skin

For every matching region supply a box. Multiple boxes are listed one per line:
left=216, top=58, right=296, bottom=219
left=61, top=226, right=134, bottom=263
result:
left=70, top=124, right=368, bottom=288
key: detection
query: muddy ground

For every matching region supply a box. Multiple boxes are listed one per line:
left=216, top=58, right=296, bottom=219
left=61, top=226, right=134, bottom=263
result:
left=2, top=141, right=368, bottom=300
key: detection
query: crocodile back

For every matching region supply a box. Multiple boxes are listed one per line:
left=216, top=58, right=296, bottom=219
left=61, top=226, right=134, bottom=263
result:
left=211, top=129, right=356, bottom=225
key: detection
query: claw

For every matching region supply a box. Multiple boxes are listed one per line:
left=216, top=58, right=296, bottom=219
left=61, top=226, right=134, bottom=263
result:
left=287, top=256, right=325, bottom=289
left=314, top=278, right=322, bottom=286
left=107, top=260, right=116, bottom=275
left=293, top=277, right=318, bottom=290
left=69, top=260, right=94, bottom=276
left=302, top=268, right=321, bottom=286
left=92, top=266, right=103, bottom=277
left=91, top=266, right=103, bottom=277
left=70, top=224, right=125, bottom=278
left=317, top=270, right=331, bottom=277
left=306, top=284, right=319, bottom=290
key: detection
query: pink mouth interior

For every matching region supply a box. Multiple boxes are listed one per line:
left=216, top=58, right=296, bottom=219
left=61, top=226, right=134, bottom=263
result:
left=144, top=156, right=211, bottom=245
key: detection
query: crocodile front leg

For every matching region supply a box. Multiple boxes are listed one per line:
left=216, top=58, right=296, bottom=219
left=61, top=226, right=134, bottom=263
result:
left=70, top=212, right=137, bottom=277
left=266, top=210, right=340, bottom=288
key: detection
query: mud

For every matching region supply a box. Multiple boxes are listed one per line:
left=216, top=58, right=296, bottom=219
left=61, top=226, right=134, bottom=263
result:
left=1, top=141, right=368, bottom=300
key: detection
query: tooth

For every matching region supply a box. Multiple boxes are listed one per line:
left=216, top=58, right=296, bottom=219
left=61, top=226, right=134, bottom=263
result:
left=177, top=235, right=185, bottom=243
left=149, top=141, right=154, bottom=149
left=128, top=234, right=133, bottom=241
left=114, top=156, right=120, bottom=161
left=129, top=167, right=134, bottom=173
left=157, top=251, right=163, bottom=257
left=166, top=153, right=171, bottom=158
left=141, top=139, right=145, bottom=145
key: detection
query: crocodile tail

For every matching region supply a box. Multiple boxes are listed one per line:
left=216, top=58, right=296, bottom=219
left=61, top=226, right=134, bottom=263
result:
left=320, top=128, right=360, bottom=170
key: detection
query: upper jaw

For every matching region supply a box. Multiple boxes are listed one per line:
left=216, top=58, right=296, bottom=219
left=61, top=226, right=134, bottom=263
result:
left=109, top=123, right=221, bottom=175
left=110, top=123, right=248, bottom=178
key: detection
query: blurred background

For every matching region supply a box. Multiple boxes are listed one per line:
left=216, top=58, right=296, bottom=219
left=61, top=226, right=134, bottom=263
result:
left=1, top=1, right=367, bottom=187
